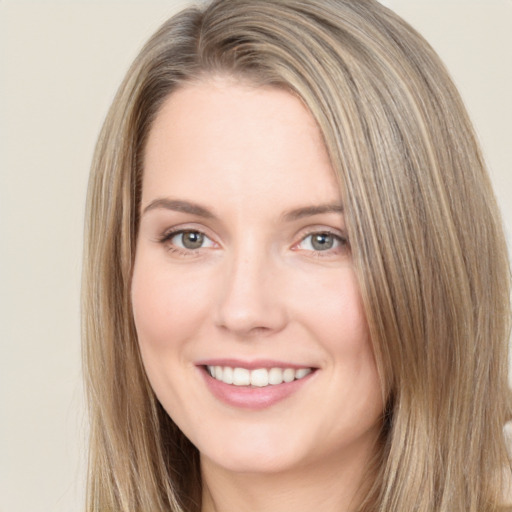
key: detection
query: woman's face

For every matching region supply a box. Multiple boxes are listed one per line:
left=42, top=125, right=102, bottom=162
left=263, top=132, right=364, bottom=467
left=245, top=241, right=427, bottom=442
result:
left=132, top=79, right=383, bottom=476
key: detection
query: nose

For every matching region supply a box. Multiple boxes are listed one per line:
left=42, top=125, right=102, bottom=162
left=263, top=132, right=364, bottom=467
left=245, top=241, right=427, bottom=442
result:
left=214, top=246, right=288, bottom=338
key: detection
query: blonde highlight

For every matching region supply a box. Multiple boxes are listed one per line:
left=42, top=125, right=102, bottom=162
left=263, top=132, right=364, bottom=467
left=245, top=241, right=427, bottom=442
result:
left=82, top=1, right=512, bottom=510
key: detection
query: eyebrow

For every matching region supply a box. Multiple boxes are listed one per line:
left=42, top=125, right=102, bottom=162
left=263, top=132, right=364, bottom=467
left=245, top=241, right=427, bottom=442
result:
left=281, top=203, right=344, bottom=221
left=142, top=198, right=216, bottom=218
left=142, top=198, right=343, bottom=221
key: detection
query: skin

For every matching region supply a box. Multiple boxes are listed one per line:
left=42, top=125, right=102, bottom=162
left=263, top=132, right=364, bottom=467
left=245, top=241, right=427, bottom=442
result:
left=131, top=78, right=384, bottom=512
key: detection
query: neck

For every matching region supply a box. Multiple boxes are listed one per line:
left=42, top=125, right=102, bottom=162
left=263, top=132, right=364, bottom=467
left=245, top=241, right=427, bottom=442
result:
left=200, top=441, right=379, bottom=512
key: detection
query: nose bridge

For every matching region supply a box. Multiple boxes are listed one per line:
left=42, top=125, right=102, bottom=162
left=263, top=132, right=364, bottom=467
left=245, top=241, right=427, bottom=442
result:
left=215, top=238, right=286, bottom=336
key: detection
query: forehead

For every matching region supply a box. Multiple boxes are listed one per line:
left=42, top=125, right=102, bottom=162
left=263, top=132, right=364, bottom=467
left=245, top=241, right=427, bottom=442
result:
left=142, top=79, right=341, bottom=213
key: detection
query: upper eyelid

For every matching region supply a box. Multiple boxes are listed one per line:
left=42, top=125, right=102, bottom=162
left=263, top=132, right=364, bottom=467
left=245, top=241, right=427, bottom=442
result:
left=296, top=225, right=347, bottom=240
left=294, top=228, right=349, bottom=251
left=158, top=224, right=216, bottom=242
left=157, top=229, right=217, bottom=255
left=296, top=231, right=347, bottom=246
left=155, top=224, right=347, bottom=246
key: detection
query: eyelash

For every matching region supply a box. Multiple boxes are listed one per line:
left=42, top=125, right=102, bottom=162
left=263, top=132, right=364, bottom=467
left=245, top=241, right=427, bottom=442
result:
left=293, top=230, right=349, bottom=260
left=157, top=229, right=215, bottom=257
left=157, top=228, right=349, bottom=257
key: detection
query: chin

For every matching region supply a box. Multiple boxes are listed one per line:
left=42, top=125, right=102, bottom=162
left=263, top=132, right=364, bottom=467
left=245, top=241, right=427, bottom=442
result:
left=201, top=446, right=306, bottom=475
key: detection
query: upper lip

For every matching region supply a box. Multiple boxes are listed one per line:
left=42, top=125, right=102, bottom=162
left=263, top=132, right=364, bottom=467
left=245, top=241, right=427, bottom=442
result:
left=195, top=358, right=316, bottom=370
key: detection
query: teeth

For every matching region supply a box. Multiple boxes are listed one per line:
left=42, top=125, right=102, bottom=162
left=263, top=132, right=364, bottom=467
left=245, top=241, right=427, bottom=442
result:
left=223, top=366, right=233, bottom=384
left=295, top=368, right=311, bottom=379
left=283, top=368, right=295, bottom=383
left=233, top=367, right=250, bottom=386
left=268, top=367, right=283, bottom=385
left=206, top=365, right=312, bottom=387
left=250, top=368, right=269, bottom=387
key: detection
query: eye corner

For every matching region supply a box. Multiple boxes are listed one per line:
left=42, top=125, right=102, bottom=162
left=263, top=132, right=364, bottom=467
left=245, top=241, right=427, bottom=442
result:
left=155, top=226, right=220, bottom=258
left=293, top=229, right=350, bottom=257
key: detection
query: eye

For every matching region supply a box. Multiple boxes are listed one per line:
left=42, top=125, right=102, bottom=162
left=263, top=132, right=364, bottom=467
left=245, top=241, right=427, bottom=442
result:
left=168, top=230, right=215, bottom=250
left=297, top=232, right=347, bottom=252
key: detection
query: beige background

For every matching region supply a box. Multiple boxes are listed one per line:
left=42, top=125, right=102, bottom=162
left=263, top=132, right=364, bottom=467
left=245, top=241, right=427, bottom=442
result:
left=1, top=1, right=510, bottom=511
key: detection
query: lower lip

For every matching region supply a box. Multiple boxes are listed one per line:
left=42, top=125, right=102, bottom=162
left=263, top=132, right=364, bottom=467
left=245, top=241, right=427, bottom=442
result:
left=200, top=368, right=315, bottom=410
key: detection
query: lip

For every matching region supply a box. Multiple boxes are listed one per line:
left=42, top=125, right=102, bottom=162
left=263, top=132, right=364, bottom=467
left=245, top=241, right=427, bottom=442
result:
left=196, top=359, right=317, bottom=410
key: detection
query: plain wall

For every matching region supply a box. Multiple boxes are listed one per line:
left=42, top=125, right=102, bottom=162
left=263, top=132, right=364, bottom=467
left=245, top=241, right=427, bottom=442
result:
left=1, top=1, right=510, bottom=511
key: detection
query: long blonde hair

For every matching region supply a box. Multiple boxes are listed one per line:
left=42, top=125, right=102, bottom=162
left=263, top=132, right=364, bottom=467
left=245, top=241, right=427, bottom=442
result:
left=82, top=1, right=512, bottom=510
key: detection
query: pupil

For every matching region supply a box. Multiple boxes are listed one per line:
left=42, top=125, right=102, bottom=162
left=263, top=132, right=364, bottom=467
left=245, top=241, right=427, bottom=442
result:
left=312, top=233, right=333, bottom=250
left=183, top=231, right=204, bottom=249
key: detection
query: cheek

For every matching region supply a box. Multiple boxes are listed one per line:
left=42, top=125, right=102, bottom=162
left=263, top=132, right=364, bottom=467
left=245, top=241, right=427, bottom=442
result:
left=291, top=266, right=370, bottom=353
left=291, top=266, right=380, bottom=405
left=131, top=253, right=212, bottom=355
left=130, top=252, right=218, bottom=419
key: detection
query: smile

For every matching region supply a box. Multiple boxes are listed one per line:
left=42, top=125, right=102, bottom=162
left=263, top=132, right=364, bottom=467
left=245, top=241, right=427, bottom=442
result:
left=206, top=365, right=313, bottom=387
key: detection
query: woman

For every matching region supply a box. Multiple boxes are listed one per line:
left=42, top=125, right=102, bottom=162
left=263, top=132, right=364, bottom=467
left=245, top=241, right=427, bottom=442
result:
left=82, top=0, right=512, bottom=510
